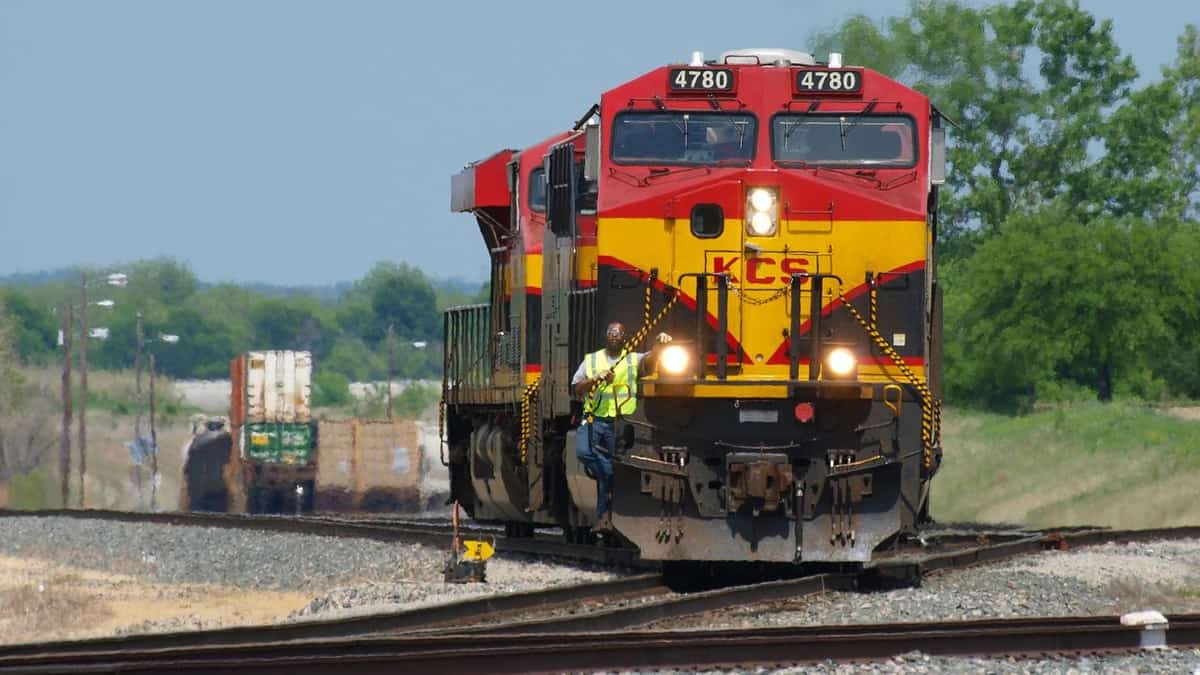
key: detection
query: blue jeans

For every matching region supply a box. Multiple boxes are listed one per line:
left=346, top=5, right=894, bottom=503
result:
left=575, top=418, right=615, bottom=517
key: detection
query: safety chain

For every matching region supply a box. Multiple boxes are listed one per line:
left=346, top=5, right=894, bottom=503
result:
left=439, top=347, right=450, bottom=466
left=840, top=286, right=940, bottom=473
left=626, top=284, right=680, bottom=352
left=516, top=282, right=681, bottom=462
left=518, top=376, right=543, bottom=463
left=583, top=283, right=680, bottom=423
left=869, top=278, right=878, bottom=329
left=730, top=283, right=790, bottom=306
left=438, top=395, right=446, bottom=462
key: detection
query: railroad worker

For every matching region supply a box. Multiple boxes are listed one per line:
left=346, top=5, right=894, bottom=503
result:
left=572, top=322, right=672, bottom=530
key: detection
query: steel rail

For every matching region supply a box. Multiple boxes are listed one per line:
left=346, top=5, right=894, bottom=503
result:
left=448, top=571, right=855, bottom=636
left=0, top=507, right=651, bottom=568
left=3, top=614, right=1197, bottom=674
left=3, top=526, right=1163, bottom=663
left=0, top=574, right=666, bottom=659
left=438, top=526, right=1200, bottom=637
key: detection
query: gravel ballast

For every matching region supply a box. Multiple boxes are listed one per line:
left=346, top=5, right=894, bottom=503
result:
left=660, top=538, right=1200, bottom=674
left=0, top=514, right=621, bottom=639
left=661, top=538, right=1200, bottom=630
left=4, top=515, right=1199, bottom=673
left=0, top=515, right=616, bottom=594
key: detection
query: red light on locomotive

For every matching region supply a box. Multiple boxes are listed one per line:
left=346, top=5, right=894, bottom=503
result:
left=794, top=402, right=814, bottom=423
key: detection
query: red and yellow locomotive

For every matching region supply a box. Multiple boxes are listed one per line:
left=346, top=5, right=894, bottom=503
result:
left=447, top=48, right=945, bottom=563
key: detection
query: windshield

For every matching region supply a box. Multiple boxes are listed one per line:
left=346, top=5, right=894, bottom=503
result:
left=772, top=114, right=916, bottom=167
left=611, top=112, right=756, bottom=165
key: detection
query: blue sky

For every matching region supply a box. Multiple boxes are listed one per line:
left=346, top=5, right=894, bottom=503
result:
left=0, top=0, right=1194, bottom=285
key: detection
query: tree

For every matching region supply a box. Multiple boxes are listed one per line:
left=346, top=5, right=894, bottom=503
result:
left=944, top=205, right=1170, bottom=408
left=0, top=290, right=56, bottom=364
left=370, top=270, right=438, bottom=342
left=249, top=297, right=332, bottom=356
left=152, top=306, right=237, bottom=379
left=343, top=262, right=440, bottom=343
left=0, top=300, right=55, bottom=481
left=811, top=0, right=1138, bottom=257
left=311, top=370, right=351, bottom=407
left=126, top=258, right=198, bottom=307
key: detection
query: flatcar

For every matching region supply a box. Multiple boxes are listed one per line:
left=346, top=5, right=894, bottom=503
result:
left=446, top=47, right=945, bottom=564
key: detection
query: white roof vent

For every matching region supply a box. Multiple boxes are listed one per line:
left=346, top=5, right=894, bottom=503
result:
left=720, top=48, right=816, bottom=66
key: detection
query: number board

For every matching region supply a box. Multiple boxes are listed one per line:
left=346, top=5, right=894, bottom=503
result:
left=794, top=69, right=862, bottom=94
left=669, top=68, right=735, bottom=93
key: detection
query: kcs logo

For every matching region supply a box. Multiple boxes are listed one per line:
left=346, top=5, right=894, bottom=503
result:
left=711, top=256, right=809, bottom=285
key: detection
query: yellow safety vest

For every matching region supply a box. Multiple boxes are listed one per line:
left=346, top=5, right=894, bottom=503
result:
left=583, top=349, right=638, bottom=418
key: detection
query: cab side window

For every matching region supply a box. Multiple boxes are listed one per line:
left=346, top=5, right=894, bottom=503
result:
left=528, top=168, right=547, bottom=212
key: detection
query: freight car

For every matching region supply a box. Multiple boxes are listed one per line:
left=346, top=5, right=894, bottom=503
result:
left=232, top=350, right=319, bottom=513
left=180, top=350, right=425, bottom=514
left=445, top=48, right=945, bottom=564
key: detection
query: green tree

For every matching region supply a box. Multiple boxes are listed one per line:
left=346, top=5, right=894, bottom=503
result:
left=311, top=369, right=351, bottom=407
left=249, top=297, right=332, bottom=356
left=122, top=258, right=198, bottom=308
left=1156, top=220, right=1200, bottom=397
left=342, top=262, right=440, bottom=343
left=944, top=205, right=1170, bottom=408
left=1084, top=27, right=1200, bottom=221
left=0, top=300, right=55, bottom=483
left=812, top=0, right=1138, bottom=257
left=0, top=290, right=56, bottom=364
left=320, top=337, right=384, bottom=382
left=151, top=306, right=237, bottom=379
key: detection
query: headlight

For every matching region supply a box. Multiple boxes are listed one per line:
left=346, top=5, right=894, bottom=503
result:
left=748, top=212, right=774, bottom=236
left=826, top=347, right=857, bottom=377
left=745, top=187, right=779, bottom=236
left=749, top=188, right=774, bottom=212
left=660, top=344, right=690, bottom=374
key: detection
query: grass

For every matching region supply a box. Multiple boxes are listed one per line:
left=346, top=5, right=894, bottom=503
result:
left=0, top=583, right=112, bottom=639
left=7, top=468, right=55, bottom=508
left=5, top=366, right=192, bottom=510
left=1104, top=577, right=1200, bottom=614
left=20, top=366, right=199, bottom=424
left=933, top=401, right=1200, bottom=528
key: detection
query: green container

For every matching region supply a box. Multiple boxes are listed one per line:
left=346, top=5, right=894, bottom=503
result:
left=244, top=422, right=314, bottom=465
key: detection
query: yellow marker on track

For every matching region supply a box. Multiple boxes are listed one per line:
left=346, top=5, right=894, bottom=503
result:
left=462, top=540, right=495, bottom=562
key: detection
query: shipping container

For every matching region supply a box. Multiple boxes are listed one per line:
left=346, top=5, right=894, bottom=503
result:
left=231, top=351, right=314, bottom=466
left=315, top=419, right=422, bottom=512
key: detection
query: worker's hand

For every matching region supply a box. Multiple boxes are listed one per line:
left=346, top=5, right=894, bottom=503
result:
left=600, top=369, right=615, bottom=384
left=655, top=332, right=673, bottom=345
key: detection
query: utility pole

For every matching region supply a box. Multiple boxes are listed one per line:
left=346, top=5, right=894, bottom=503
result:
left=386, top=324, right=394, bottom=419
left=135, top=311, right=144, bottom=437
left=59, top=303, right=73, bottom=508
left=78, top=271, right=88, bottom=508
left=133, top=311, right=145, bottom=508
left=149, top=353, right=158, bottom=511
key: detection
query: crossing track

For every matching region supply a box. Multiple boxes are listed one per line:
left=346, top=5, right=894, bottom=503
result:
left=1, top=614, right=1197, bottom=673
left=1, top=519, right=1198, bottom=672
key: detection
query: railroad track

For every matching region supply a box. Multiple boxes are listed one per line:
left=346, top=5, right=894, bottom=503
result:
left=0, top=573, right=669, bottom=659
left=2, top=614, right=1197, bottom=673
left=2, top=522, right=1198, bottom=669
left=0, top=507, right=650, bottom=569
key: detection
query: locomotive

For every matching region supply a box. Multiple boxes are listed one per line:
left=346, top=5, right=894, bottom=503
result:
left=446, top=48, right=945, bottom=564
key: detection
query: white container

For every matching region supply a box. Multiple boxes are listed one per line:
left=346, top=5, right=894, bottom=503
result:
left=243, top=351, right=312, bottom=424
